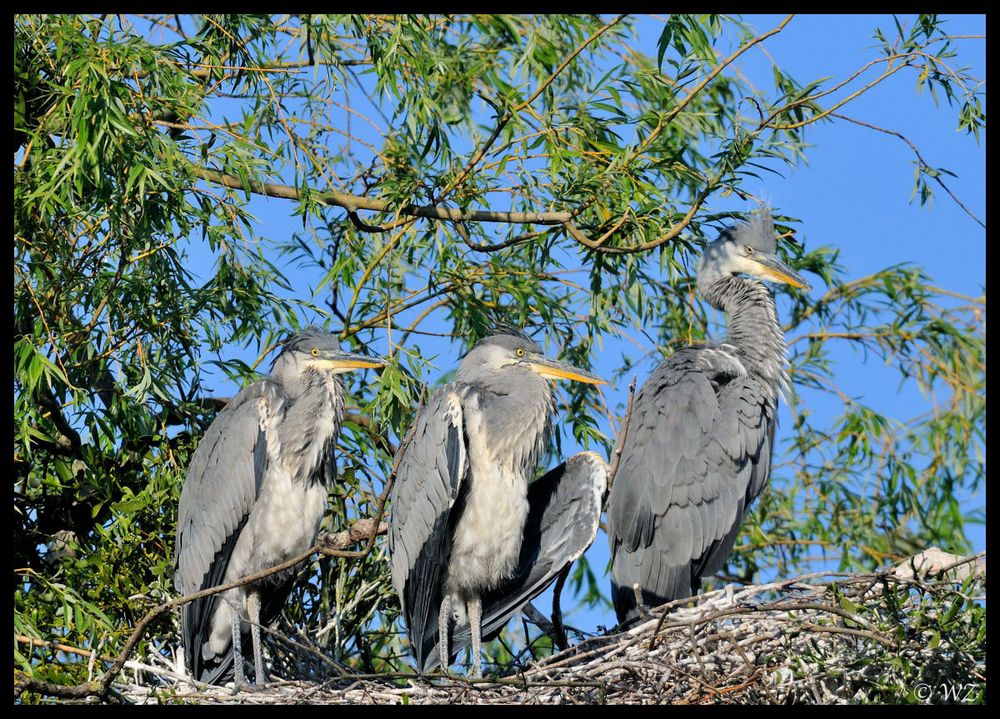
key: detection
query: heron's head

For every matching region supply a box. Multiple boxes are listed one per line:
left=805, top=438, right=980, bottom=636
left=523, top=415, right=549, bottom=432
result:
left=457, top=329, right=607, bottom=390
left=277, top=326, right=387, bottom=375
left=697, top=207, right=811, bottom=291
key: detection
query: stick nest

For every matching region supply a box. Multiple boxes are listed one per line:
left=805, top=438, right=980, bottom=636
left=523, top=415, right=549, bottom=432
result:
left=113, top=554, right=985, bottom=705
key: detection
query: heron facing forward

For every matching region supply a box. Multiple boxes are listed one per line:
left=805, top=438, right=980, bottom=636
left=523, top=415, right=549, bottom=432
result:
left=389, top=329, right=608, bottom=677
left=174, top=326, right=385, bottom=688
left=607, top=206, right=811, bottom=624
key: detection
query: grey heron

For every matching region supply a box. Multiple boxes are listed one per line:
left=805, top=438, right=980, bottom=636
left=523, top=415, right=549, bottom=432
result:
left=174, top=326, right=386, bottom=688
left=389, top=329, right=608, bottom=677
left=606, top=206, right=811, bottom=624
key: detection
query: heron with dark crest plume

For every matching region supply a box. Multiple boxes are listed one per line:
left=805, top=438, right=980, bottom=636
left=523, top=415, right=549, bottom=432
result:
left=174, top=326, right=386, bottom=689
left=389, top=328, right=609, bottom=677
left=606, top=206, right=811, bottom=624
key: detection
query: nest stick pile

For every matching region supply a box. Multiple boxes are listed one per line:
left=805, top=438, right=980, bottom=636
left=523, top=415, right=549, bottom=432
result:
left=117, top=556, right=985, bottom=705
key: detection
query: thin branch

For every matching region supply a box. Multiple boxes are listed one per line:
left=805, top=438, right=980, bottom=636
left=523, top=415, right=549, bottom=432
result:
left=605, top=376, right=637, bottom=495
left=562, top=211, right=631, bottom=250
left=521, top=602, right=564, bottom=652
left=549, top=565, right=571, bottom=651
left=516, top=16, right=628, bottom=114
left=343, top=411, right=398, bottom=457
left=564, top=184, right=713, bottom=254
left=432, top=15, right=627, bottom=206
left=312, top=418, right=416, bottom=561
left=635, top=14, right=795, bottom=157
left=16, top=634, right=118, bottom=664
left=830, top=111, right=985, bottom=229
left=453, top=222, right=551, bottom=253
left=347, top=209, right=389, bottom=233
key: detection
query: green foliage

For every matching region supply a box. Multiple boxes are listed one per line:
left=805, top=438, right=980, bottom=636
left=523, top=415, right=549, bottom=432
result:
left=14, top=13, right=983, bottom=698
left=787, top=574, right=986, bottom=704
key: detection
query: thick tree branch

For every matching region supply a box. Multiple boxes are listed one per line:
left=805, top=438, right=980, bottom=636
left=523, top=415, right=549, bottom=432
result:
left=316, top=518, right=388, bottom=556
left=183, top=15, right=785, bottom=257
left=193, top=157, right=718, bottom=256
left=189, top=163, right=573, bottom=225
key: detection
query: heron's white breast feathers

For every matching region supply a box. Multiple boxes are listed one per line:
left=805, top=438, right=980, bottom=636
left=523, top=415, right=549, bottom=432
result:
left=198, top=372, right=341, bottom=664
left=445, top=397, right=532, bottom=598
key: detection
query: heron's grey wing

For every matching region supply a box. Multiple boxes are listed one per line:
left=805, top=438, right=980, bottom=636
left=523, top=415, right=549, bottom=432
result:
left=388, top=389, right=468, bottom=672
left=174, top=379, right=284, bottom=681
left=693, top=379, right=776, bottom=580
left=425, top=452, right=608, bottom=670
left=607, top=345, right=775, bottom=624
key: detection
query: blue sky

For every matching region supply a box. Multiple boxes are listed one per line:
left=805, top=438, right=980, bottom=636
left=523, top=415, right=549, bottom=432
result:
left=177, top=14, right=985, bottom=645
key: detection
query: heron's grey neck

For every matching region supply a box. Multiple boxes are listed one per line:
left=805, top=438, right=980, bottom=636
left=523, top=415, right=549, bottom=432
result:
left=273, top=366, right=345, bottom=484
left=472, top=376, right=554, bottom=476
left=700, top=274, right=788, bottom=391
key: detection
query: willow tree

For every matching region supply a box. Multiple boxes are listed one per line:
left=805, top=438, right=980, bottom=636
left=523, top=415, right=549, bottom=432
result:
left=14, top=14, right=984, bottom=697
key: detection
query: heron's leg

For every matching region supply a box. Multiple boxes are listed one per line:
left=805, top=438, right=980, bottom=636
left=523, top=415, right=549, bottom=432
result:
left=246, top=590, right=267, bottom=687
left=467, top=595, right=482, bottom=679
left=228, top=590, right=248, bottom=693
left=438, top=594, right=452, bottom=675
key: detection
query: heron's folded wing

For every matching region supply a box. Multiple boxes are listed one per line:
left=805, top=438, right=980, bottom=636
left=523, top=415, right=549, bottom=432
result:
left=388, top=388, right=468, bottom=671
left=173, top=379, right=285, bottom=679
left=693, top=377, right=776, bottom=579
left=607, top=346, right=773, bottom=624
left=424, top=451, right=609, bottom=670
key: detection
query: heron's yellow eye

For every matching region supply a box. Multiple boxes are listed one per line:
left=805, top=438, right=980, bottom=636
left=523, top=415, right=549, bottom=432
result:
left=745, top=245, right=754, bottom=254
left=515, top=348, right=525, bottom=357
left=310, top=348, right=320, bottom=357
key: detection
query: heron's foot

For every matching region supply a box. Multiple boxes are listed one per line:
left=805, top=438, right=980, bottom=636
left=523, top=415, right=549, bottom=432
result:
left=630, top=583, right=656, bottom=621
left=229, top=678, right=269, bottom=694
left=468, top=663, right=482, bottom=680
left=231, top=664, right=250, bottom=695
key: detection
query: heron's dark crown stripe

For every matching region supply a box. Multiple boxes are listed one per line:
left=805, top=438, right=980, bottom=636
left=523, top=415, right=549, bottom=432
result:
left=718, top=206, right=776, bottom=255
left=488, top=323, right=534, bottom=343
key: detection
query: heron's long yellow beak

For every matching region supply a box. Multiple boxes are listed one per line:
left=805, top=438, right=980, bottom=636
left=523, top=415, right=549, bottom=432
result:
left=314, top=350, right=388, bottom=373
left=753, top=255, right=812, bottom=290
left=527, top=356, right=607, bottom=385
